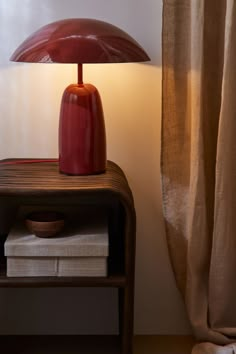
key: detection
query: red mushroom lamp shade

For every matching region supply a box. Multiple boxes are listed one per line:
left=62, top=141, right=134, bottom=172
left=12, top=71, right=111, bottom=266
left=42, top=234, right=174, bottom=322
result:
left=10, top=18, right=150, bottom=175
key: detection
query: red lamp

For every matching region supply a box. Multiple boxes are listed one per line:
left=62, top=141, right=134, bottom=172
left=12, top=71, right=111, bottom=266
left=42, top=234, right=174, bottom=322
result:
left=10, top=18, right=150, bottom=175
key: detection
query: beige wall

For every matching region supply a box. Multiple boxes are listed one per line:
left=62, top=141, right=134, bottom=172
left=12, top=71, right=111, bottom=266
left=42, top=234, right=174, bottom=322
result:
left=0, top=0, right=191, bottom=335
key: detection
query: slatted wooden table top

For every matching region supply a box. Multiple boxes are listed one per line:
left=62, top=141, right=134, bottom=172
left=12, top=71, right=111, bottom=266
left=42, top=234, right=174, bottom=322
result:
left=0, top=160, right=133, bottom=204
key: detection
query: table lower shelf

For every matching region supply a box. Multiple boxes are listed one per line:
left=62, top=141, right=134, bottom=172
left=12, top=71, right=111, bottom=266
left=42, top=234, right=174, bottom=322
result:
left=0, top=335, right=121, bottom=354
left=0, top=259, right=126, bottom=287
left=0, top=274, right=126, bottom=288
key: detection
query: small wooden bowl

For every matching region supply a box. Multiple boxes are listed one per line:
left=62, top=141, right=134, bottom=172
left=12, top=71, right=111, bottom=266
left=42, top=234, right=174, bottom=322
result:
left=26, top=211, right=64, bottom=238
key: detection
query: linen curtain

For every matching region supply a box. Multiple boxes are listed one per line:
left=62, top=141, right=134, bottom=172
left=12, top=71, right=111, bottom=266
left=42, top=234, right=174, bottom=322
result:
left=161, top=1, right=236, bottom=353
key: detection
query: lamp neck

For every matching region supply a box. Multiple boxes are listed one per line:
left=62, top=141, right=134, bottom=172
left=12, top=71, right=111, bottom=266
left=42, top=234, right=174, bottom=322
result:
left=78, top=63, right=83, bottom=84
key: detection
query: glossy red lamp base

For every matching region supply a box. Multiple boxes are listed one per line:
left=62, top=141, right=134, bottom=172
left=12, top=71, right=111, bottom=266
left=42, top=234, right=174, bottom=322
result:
left=59, top=65, right=106, bottom=175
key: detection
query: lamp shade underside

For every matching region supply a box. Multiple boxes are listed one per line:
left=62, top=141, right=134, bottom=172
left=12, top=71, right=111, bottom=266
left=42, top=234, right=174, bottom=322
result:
left=10, top=18, right=150, bottom=64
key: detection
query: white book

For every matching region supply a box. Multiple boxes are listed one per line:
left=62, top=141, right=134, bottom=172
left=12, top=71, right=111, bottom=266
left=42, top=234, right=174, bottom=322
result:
left=7, top=257, right=107, bottom=277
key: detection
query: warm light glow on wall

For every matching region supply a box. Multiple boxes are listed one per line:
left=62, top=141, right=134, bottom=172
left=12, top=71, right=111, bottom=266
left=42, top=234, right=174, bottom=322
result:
left=0, top=63, right=158, bottom=162
left=83, top=64, right=160, bottom=165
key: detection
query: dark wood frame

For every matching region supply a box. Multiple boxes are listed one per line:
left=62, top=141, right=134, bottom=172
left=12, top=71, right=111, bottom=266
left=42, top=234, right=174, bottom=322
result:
left=0, top=160, right=136, bottom=354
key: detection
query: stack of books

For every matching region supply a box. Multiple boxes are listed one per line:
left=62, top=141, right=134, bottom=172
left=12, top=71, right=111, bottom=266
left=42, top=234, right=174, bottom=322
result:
left=4, top=211, right=109, bottom=277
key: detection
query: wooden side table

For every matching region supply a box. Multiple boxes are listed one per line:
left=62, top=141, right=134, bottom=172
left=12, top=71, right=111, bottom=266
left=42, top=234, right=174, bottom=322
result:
left=0, top=160, right=136, bottom=354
